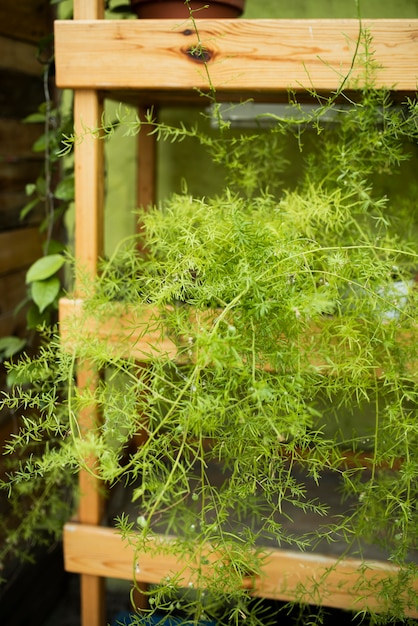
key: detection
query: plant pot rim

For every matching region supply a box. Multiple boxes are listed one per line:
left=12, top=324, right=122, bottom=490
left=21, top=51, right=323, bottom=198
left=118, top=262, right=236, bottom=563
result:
left=130, top=0, right=246, bottom=19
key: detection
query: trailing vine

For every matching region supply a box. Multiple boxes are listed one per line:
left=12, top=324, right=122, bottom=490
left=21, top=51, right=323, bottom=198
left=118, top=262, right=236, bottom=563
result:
left=0, top=7, right=73, bottom=364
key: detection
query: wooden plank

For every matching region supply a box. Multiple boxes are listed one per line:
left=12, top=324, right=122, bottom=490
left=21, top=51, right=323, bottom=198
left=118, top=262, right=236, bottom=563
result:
left=54, top=19, right=418, bottom=96
left=73, top=0, right=105, bottom=21
left=0, top=227, right=43, bottom=275
left=0, top=155, right=42, bottom=192
left=0, top=69, right=45, bottom=118
left=59, top=297, right=178, bottom=361
left=0, top=36, right=44, bottom=76
left=137, top=106, right=156, bottom=214
left=0, top=130, right=44, bottom=228
left=0, top=119, right=43, bottom=157
left=0, top=1, right=52, bottom=45
left=0, top=192, right=44, bottom=231
left=63, top=523, right=418, bottom=616
left=0, top=157, right=43, bottom=227
left=74, top=91, right=104, bottom=283
left=0, top=268, right=29, bottom=337
left=77, top=363, right=105, bottom=526
left=59, top=297, right=418, bottom=376
left=70, top=1, right=106, bottom=612
left=80, top=574, right=105, bottom=626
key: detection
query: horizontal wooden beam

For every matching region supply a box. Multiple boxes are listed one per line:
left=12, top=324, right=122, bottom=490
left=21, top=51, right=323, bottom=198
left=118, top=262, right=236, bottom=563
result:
left=0, top=1, right=52, bottom=45
left=0, top=36, right=43, bottom=76
left=63, top=522, right=418, bottom=616
left=59, top=297, right=418, bottom=377
left=54, top=19, right=418, bottom=98
left=59, top=297, right=178, bottom=361
left=0, top=269, right=29, bottom=337
left=0, top=227, right=43, bottom=275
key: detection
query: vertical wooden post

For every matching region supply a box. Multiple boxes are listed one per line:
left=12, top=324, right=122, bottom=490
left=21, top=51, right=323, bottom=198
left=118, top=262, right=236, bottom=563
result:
left=137, top=105, right=156, bottom=216
left=76, top=367, right=104, bottom=525
left=73, top=90, right=104, bottom=281
left=73, top=0, right=104, bottom=20
left=74, top=92, right=106, bottom=626
left=73, top=93, right=106, bottom=626
left=134, top=106, right=157, bottom=609
left=72, top=3, right=105, bottom=626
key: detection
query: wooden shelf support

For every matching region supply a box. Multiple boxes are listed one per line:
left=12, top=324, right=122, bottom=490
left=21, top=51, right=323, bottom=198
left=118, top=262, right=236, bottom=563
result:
left=64, top=523, right=418, bottom=618
left=55, top=19, right=418, bottom=98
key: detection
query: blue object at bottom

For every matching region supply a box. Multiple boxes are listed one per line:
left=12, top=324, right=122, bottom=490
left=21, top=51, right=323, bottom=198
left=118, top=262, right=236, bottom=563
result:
left=112, top=610, right=217, bottom=626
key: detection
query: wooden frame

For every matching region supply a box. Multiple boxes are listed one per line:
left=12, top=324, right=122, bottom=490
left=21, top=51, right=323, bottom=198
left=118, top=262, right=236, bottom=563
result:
left=64, top=523, right=417, bottom=616
left=55, top=7, right=418, bottom=626
left=55, top=19, right=418, bottom=97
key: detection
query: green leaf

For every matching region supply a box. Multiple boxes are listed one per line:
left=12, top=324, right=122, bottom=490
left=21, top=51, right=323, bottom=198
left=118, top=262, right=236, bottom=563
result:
left=26, top=303, right=50, bottom=330
left=26, top=254, right=65, bottom=284
left=5, top=370, right=17, bottom=387
left=25, top=183, right=37, bottom=196
left=20, top=198, right=40, bottom=220
left=0, top=336, right=26, bottom=361
left=32, top=134, right=47, bottom=152
left=54, top=176, right=74, bottom=201
left=35, top=176, right=46, bottom=196
left=31, top=277, right=61, bottom=313
left=44, top=239, right=67, bottom=255
left=23, top=112, right=46, bottom=123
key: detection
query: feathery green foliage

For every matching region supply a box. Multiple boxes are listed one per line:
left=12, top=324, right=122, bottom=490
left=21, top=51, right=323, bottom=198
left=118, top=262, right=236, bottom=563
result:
left=2, top=19, right=418, bottom=626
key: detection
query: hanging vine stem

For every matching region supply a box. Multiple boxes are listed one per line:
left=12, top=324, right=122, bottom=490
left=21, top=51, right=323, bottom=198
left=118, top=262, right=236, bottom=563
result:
left=41, top=56, right=56, bottom=248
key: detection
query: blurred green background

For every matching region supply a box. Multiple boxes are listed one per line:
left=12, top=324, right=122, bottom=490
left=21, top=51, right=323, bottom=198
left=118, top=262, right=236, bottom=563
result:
left=243, top=0, right=418, bottom=18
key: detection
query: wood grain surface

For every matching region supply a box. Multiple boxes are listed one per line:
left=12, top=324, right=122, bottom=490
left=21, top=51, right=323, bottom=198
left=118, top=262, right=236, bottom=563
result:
left=64, top=522, right=418, bottom=616
left=55, top=19, right=418, bottom=96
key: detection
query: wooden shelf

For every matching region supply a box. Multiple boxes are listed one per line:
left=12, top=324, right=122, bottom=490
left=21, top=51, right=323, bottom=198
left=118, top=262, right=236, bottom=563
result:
left=64, top=522, right=418, bottom=616
left=55, top=19, right=418, bottom=101
left=59, top=293, right=418, bottom=618
left=59, top=296, right=418, bottom=375
left=59, top=297, right=178, bottom=361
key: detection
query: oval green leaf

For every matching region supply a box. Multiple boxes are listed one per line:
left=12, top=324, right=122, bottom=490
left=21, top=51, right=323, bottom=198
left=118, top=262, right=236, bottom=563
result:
left=31, top=277, right=61, bottom=313
left=0, top=336, right=26, bottom=361
left=23, top=112, right=46, bottom=123
left=54, top=176, right=74, bottom=201
left=26, top=254, right=65, bottom=284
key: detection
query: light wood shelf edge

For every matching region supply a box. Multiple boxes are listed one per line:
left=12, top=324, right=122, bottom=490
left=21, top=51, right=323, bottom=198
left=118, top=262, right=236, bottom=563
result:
left=59, top=296, right=418, bottom=376
left=59, top=296, right=178, bottom=360
left=54, top=19, right=418, bottom=95
left=63, top=522, right=418, bottom=617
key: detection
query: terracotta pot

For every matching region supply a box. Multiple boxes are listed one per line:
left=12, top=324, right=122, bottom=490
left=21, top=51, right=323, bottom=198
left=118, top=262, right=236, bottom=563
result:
left=130, top=0, right=245, bottom=19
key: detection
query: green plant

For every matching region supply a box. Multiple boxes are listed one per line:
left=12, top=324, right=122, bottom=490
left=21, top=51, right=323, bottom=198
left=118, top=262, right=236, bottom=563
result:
left=2, top=14, right=418, bottom=626
left=0, top=23, right=73, bottom=364
left=0, top=1, right=75, bottom=579
left=21, top=69, right=73, bottom=327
